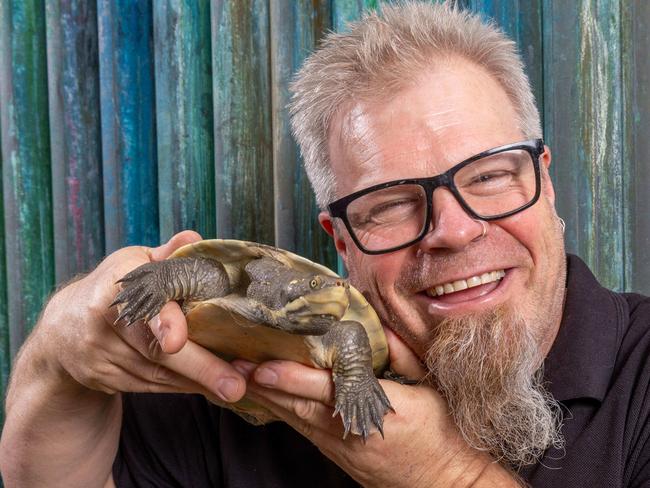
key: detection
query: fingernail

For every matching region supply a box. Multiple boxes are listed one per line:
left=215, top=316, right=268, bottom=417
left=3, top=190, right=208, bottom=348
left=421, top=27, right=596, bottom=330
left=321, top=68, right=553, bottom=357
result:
left=232, top=360, right=256, bottom=378
left=254, top=367, right=278, bottom=387
left=216, top=378, right=241, bottom=402
left=149, top=316, right=166, bottom=348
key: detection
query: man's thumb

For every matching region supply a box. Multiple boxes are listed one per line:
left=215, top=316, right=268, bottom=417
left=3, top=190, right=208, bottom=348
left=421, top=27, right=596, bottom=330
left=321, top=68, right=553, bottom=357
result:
left=150, top=230, right=203, bottom=261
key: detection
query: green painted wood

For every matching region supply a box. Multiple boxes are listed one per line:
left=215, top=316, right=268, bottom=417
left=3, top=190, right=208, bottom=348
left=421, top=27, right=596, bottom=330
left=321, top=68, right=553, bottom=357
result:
left=543, top=0, right=624, bottom=291
left=270, top=0, right=337, bottom=269
left=470, top=1, right=544, bottom=129
left=0, top=0, right=55, bottom=359
left=622, top=1, right=650, bottom=296
left=154, top=0, right=215, bottom=242
left=46, top=0, right=104, bottom=283
left=211, top=0, right=274, bottom=244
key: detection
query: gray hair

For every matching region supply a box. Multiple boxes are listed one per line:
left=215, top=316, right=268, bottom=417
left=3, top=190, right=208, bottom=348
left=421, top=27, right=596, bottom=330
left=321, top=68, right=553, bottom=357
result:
left=289, top=1, right=542, bottom=209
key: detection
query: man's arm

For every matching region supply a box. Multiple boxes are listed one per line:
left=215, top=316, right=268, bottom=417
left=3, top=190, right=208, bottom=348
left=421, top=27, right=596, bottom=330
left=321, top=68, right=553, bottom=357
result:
left=0, top=232, right=247, bottom=486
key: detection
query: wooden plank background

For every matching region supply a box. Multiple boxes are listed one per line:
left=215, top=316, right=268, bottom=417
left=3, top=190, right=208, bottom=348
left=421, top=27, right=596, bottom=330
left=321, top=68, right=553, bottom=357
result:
left=1, top=0, right=649, bottom=433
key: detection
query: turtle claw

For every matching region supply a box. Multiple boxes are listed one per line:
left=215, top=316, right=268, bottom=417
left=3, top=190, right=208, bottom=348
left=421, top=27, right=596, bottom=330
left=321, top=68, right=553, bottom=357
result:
left=333, top=376, right=393, bottom=442
left=112, top=264, right=169, bottom=326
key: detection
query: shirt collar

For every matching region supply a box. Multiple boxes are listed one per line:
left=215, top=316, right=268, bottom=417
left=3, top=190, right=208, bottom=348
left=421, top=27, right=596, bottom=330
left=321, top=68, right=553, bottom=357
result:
left=543, top=254, right=625, bottom=403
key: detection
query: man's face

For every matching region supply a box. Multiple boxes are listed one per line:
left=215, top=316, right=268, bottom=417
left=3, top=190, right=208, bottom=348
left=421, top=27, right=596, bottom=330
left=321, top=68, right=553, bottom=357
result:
left=321, top=58, right=566, bottom=363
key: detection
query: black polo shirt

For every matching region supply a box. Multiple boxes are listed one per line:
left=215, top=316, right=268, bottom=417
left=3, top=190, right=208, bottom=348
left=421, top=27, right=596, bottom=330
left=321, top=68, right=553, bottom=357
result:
left=113, top=255, right=650, bottom=487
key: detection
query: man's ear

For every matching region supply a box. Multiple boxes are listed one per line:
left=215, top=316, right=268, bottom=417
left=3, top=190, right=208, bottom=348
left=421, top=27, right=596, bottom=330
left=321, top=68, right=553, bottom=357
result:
left=541, top=144, right=556, bottom=206
left=318, top=212, right=348, bottom=257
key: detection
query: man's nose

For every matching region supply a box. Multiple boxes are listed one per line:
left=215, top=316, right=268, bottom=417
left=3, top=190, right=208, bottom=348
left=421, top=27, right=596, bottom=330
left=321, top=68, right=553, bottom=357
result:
left=417, top=187, right=486, bottom=252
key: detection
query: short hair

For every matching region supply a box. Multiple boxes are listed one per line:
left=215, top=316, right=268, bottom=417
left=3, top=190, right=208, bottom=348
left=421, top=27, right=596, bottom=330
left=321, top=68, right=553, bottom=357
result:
left=289, top=1, right=541, bottom=209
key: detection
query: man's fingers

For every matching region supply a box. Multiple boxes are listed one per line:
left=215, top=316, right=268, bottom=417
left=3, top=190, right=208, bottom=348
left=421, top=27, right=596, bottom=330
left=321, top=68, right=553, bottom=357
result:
left=159, top=340, right=246, bottom=403
left=248, top=360, right=335, bottom=406
left=384, top=327, right=427, bottom=380
left=149, top=230, right=203, bottom=262
left=148, top=302, right=188, bottom=354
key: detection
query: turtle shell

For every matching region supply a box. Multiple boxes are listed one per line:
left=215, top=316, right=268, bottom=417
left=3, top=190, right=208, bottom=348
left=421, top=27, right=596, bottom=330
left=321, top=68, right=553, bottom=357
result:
left=170, top=239, right=389, bottom=376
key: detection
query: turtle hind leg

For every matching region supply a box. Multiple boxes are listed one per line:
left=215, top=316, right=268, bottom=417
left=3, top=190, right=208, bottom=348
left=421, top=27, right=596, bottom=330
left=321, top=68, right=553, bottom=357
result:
left=113, top=257, right=231, bottom=326
left=322, top=320, right=394, bottom=441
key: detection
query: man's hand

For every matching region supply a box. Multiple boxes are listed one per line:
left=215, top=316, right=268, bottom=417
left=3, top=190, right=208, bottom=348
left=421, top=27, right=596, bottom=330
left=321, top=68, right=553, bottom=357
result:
left=0, top=231, right=246, bottom=487
left=237, top=327, right=520, bottom=488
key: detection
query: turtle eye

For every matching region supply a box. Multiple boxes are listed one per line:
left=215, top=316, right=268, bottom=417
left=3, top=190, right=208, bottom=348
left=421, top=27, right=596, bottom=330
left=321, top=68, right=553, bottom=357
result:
left=310, top=278, right=320, bottom=289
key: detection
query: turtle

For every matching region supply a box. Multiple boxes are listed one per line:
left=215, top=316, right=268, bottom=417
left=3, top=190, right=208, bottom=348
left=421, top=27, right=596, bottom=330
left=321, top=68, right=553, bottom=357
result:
left=111, top=239, right=393, bottom=440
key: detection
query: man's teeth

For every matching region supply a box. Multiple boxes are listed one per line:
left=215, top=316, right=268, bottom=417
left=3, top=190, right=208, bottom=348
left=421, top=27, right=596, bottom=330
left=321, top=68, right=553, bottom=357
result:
left=427, top=270, right=506, bottom=297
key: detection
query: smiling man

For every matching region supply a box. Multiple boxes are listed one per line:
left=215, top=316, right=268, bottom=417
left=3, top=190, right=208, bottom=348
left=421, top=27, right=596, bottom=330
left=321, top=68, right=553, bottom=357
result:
left=2, top=2, right=650, bottom=488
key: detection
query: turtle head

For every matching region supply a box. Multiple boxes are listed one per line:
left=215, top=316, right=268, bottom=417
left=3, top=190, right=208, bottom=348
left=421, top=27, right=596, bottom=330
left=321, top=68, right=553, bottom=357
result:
left=281, top=274, right=351, bottom=323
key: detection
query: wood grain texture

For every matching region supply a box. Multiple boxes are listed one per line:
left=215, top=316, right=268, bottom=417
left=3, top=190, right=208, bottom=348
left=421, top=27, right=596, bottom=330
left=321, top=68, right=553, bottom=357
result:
left=154, top=0, right=215, bottom=242
left=331, top=0, right=379, bottom=31
left=98, top=0, right=159, bottom=252
left=543, top=0, right=624, bottom=291
left=46, top=0, right=104, bottom=283
left=622, top=1, right=650, bottom=295
left=211, top=0, right=274, bottom=244
left=0, top=102, right=8, bottom=428
left=270, top=0, right=337, bottom=269
left=0, top=0, right=54, bottom=358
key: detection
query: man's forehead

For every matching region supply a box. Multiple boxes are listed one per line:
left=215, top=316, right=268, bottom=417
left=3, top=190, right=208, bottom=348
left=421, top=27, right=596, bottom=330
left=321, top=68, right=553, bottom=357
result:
left=327, top=59, right=521, bottom=186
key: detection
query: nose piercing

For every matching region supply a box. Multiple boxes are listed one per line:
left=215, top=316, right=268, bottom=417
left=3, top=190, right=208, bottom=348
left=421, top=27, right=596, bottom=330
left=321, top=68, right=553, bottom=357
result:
left=472, top=220, right=488, bottom=242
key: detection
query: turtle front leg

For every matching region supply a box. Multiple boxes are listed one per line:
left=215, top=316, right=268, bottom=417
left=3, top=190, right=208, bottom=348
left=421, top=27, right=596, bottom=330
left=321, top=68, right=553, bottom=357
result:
left=320, top=320, right=394, bottom=441
left=112, top=257, right=230, bottom=325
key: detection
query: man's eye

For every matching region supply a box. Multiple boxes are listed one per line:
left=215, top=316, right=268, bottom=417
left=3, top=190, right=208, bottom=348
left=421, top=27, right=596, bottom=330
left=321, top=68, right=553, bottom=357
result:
left=368, top=198, right=421, bottom=223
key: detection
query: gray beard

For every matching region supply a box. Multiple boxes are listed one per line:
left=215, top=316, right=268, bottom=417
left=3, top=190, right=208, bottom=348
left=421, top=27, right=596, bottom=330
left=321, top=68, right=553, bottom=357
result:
left=423, top=306, right=564, bottom=469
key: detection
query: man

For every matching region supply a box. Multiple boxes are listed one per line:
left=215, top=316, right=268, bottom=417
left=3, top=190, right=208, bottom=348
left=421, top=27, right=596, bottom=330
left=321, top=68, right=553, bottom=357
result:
left=1, top=2, right=649, bottom=487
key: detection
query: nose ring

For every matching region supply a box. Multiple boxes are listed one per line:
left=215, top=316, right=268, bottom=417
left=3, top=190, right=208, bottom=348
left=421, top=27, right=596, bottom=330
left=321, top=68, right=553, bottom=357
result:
left=472, top=220, right=488, bottom=242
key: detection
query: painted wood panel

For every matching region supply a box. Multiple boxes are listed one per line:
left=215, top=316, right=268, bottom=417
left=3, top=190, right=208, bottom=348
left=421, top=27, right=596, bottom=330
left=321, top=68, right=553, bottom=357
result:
left=154, top=0, right=216, bottom=242
left=622, top=1, right=650, bottom=296
left=0, top=104, right=8, bottom=428
left=98, top=0, right=159, bottom=252
left=0, top=0, right=55, bottom=359
left=46, top=0, right=104, bottom=283
left=543, top=0, right=624, bottom=291
left=211, top=0, right=274, bottom=244
left=270, top=0, right=337, bottom=269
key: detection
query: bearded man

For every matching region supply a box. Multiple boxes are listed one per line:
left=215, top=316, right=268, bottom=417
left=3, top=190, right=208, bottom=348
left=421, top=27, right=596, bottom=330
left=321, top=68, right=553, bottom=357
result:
left=2, top=2, right=650, bottom=487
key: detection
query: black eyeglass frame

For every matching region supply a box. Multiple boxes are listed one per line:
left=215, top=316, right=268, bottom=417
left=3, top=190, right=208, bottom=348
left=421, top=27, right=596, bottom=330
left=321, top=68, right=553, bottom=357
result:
left=328, top=138, right=545, bottom=255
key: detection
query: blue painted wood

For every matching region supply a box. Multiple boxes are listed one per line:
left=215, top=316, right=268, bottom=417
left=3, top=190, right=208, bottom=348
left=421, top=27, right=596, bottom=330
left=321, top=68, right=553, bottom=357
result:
left=270, top=0, right=337, bottom=270
left=0, top=0, right=55, bottom=359
left=0, top=101, right=8, bottom=429
left=98, top=0, right=159, bottom=252
left=154, top=0, right=215, bottom=242
left=46, top=0, right=104, bottom=283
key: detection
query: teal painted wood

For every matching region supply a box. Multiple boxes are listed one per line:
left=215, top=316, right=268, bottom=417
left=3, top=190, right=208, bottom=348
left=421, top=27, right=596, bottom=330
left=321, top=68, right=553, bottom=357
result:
left=469, top=1, right=544, bottom=128
left=0, top=105, right=8, bottom=429
left=46, top=0, right=104, bottom=283
left=331, top=0, right=379, bottom=32
left=211, top=0, right=274, bottom=244
left=98, top=0, right=159, bottom=252
left=0, top=0, right=55, bottom=358
left=542, top=0, right=624, bottom=291
left=622, top=2, right=650, bottom=295
left=154, top=0, right=215, bottom=242
left=270, top=0, right=337, bottom=269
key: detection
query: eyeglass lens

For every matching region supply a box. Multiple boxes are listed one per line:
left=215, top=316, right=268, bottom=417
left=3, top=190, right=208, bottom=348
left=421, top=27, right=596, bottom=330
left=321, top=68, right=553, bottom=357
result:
left=345, top=148, right=536, bottom=252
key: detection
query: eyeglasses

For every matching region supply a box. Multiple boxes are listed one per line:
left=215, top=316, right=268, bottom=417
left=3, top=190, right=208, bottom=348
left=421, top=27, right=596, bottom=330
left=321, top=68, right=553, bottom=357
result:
left=328, top=139, right=544, bottom=255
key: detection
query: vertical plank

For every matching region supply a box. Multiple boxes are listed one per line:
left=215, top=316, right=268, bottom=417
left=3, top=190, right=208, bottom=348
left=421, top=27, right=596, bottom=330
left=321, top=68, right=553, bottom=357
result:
left=469, top=0, right=544, bottom=129
left=542, top=0, right=623, bottom=290
left=622, top=1, right=650, bottom=295
left=0, top=103, right=8, bottom=428
left=211, top=0, right=274, bottom=244
left=46, top=0, right=104, bottom=283
left=0, top=0, right=54, bottom=358
left=98, top=0, right=159, bottom=252
left=154, top=0, right=215, bottom=242
left=270, top=0, right=337, bottom=269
